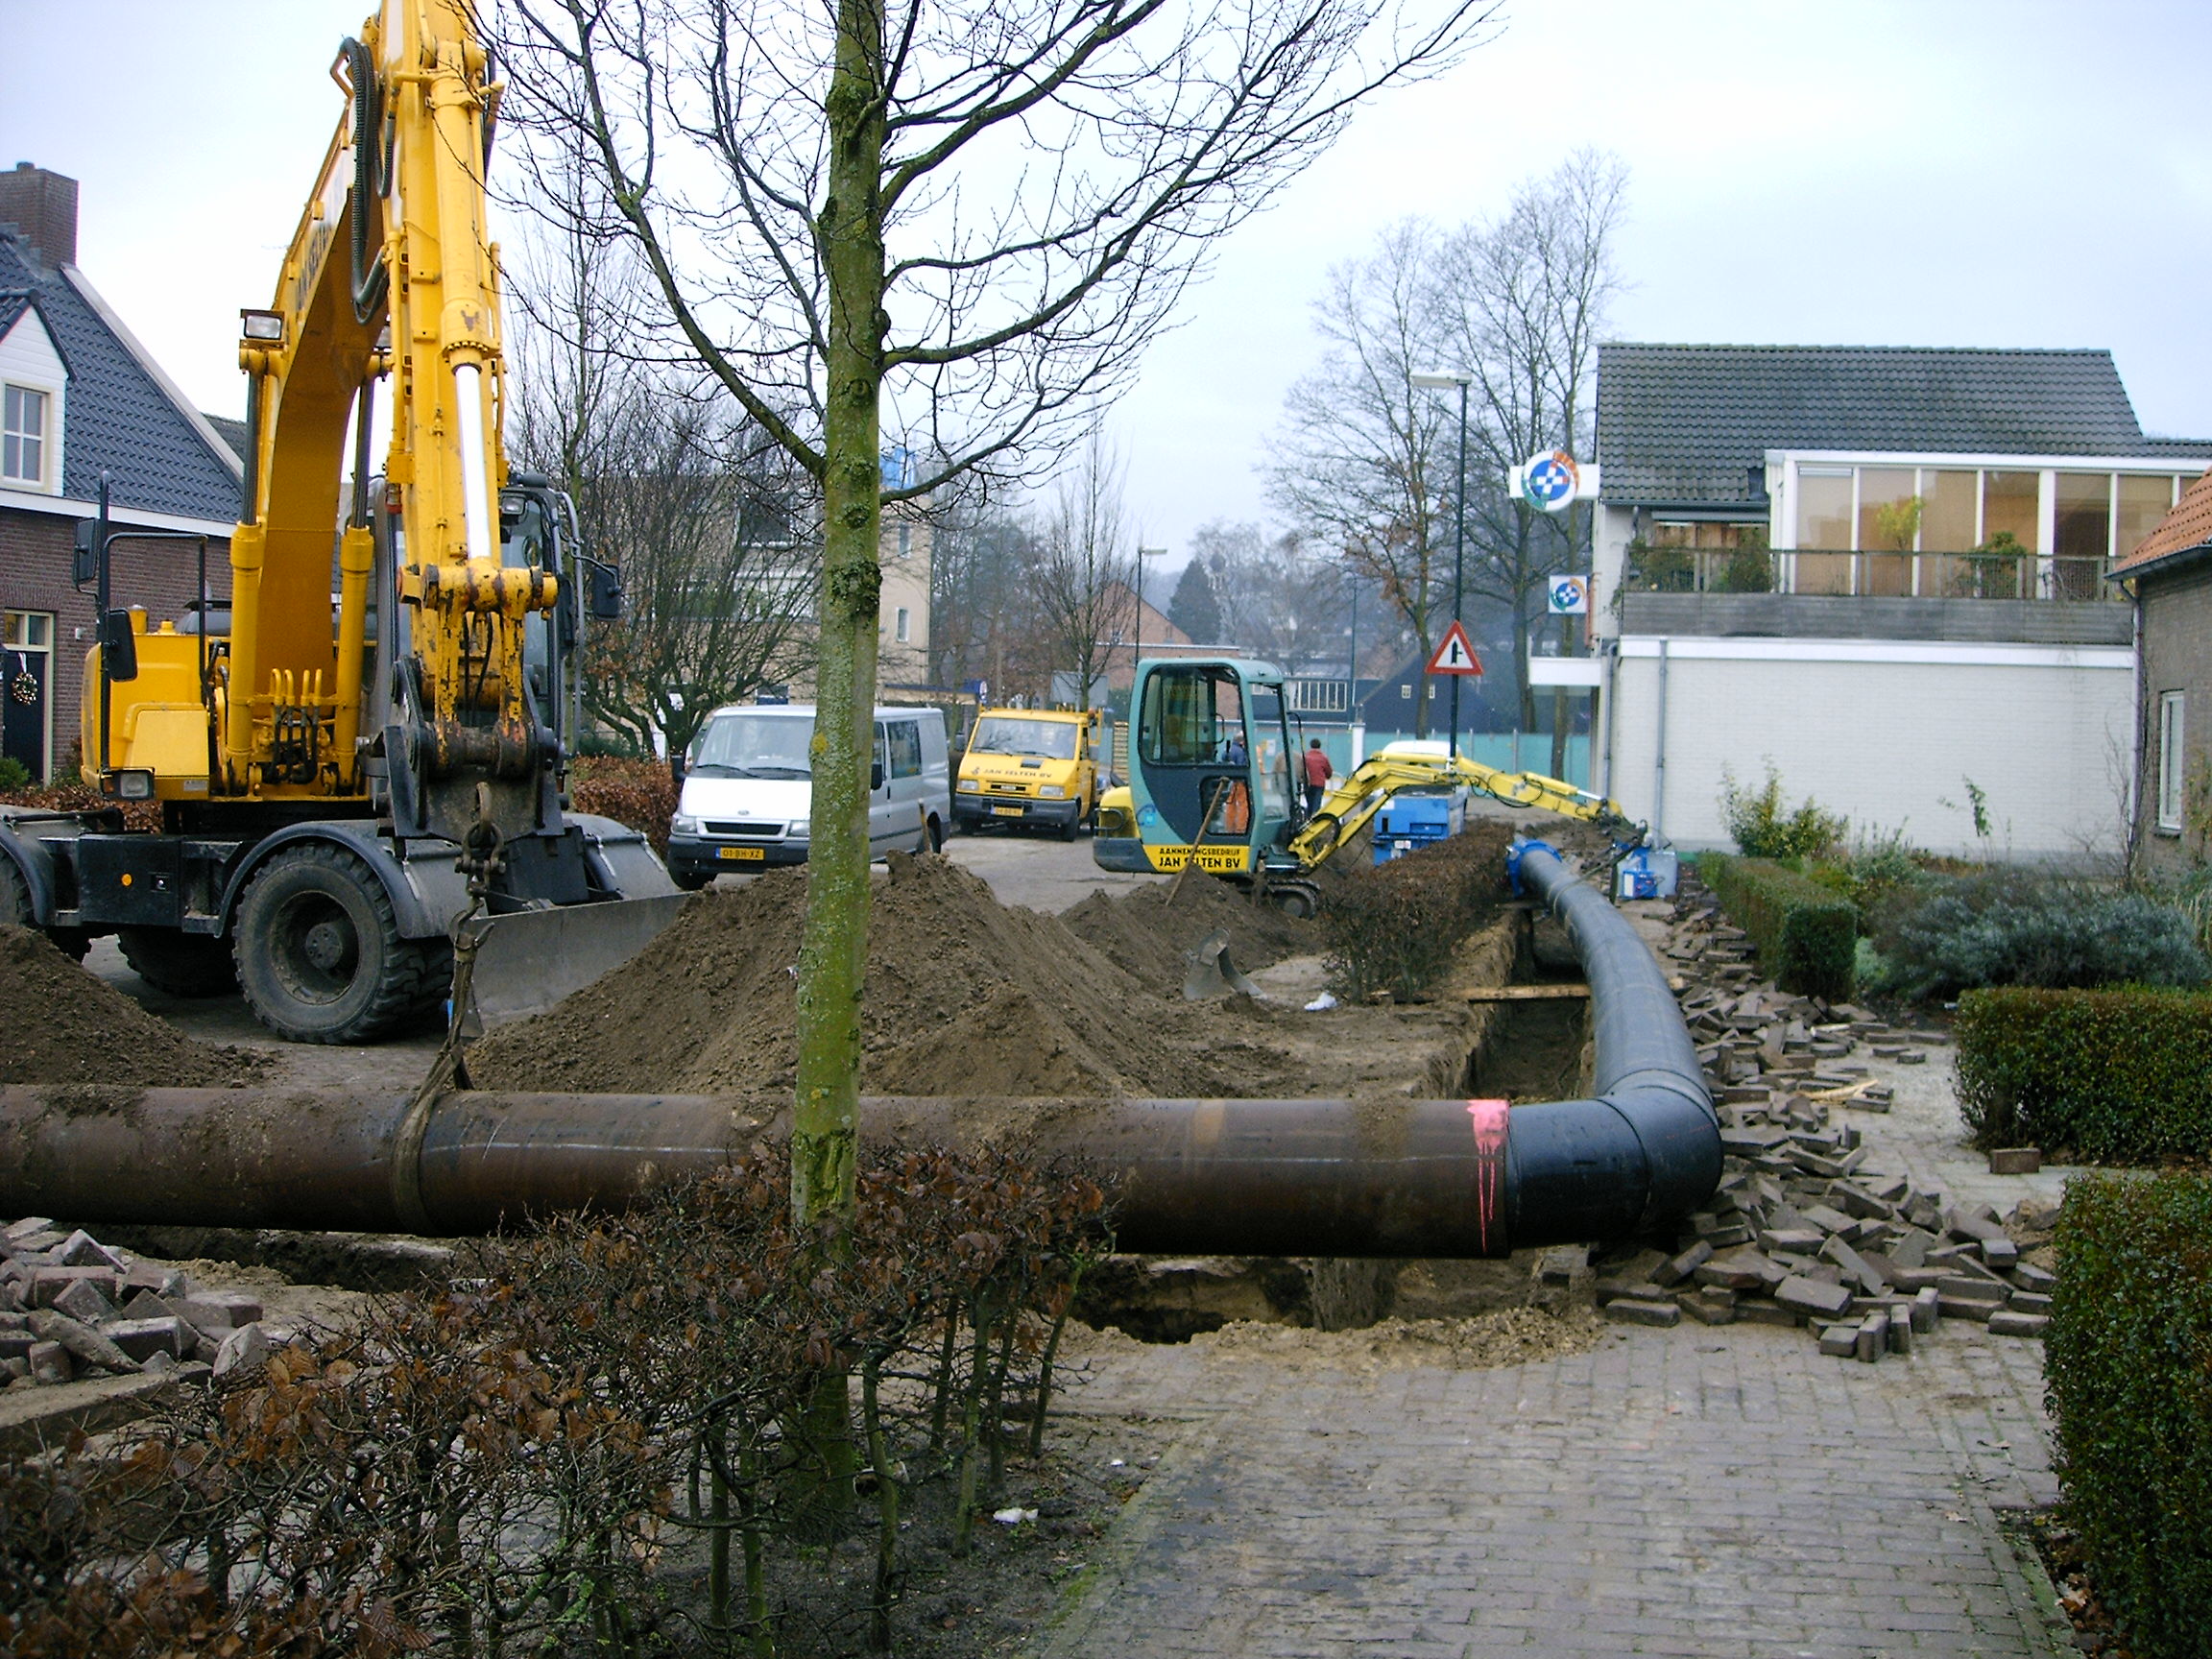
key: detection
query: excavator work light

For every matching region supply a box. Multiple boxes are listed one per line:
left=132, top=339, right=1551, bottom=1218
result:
left=239, top=309, right=285, bottom=343
left=103, top=769, right=155, bottom=801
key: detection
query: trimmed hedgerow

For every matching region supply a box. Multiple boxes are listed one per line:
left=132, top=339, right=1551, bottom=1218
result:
left=569, top=755, right=679, bottom=854
left=1874, top=872, right=2208, bottom=1003
left=2047, top=1172, right=2212, bottom=1658
left=1321, top=823, right=1510, bottom=1001
left=1700, top=853, right=1857, bottom=1001
left=1954, top=987, right=2212, bottom=1161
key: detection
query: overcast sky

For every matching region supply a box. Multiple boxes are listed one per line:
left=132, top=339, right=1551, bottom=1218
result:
left=5, top=0, right=2208, bottom=561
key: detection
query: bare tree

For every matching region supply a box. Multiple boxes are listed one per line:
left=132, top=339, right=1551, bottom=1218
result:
left=508, top=213, right=818, bottom=777
left=1188, top=518, right=1340, bottom=670
left=1263, top=221, right=1453, bottom=733
left=1031, top=430, right=1133, bottom=708
left=1431, top=149, right=1626, bottom=732
left=500, top=0, right=1496, bottom=1241
left=927, top=487, right=1044, bottom=704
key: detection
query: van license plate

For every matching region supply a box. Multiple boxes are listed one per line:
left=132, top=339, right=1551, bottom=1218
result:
left=719, top=846, right=766, bottom=861
left=992, top=805, right=1023, bottom=817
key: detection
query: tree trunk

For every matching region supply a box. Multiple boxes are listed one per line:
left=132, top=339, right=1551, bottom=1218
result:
left=792, top=0, right=887, bottom=1236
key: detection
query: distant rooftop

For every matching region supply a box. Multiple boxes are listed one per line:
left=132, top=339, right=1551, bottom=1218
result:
left=1597, top=344, right=2210, bottom=509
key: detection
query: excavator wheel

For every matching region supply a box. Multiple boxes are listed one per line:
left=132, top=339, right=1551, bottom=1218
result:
left=118, top=926, right=240, bottom=998
left=232, top=843, right=446, bottom=1044
left=1267, top=880, right=1320, bottom=920
left=1, top=854, right=88, bottom=960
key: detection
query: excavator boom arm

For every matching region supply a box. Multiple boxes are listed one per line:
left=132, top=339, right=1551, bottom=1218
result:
left=1288, top=753, right=1643, bottom=870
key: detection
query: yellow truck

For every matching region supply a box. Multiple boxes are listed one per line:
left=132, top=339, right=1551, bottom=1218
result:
left=953, top=708, right=1111, bottom=839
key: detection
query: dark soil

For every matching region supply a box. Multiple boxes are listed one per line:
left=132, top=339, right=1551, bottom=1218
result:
left=0, top=925, right=264, bottom=1087
left=1060, top=869, right=1316, bottom=990
left=470, top=854, right=1319, bottom=1102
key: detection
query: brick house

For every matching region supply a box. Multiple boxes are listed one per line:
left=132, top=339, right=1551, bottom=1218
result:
left=1588, top=345, right=2209, bottom=857
left=2114, top=468, right=2212, bottom=877
left=0, top=163, right=242, bottom=782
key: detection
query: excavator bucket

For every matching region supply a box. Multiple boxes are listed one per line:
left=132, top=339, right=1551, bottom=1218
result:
left=466, top=893, right=693, bottom=1029
left=1183, top=928, right=1260, bottom=1001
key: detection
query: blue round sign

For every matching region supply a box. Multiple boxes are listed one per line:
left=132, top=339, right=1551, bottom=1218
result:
left=1520, top=449, right=1581, bottom=514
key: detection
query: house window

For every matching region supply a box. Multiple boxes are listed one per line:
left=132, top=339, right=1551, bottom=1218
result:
left=2157, top=691, right=2187, bottom=833
left=1794, top=467, right=1853, bottom=549
left=3, top=384, right=48, bottom=485
left=2117, top=474, right=2180, bottom=562
left=897, top=522, right=911, bottom=561
left=894, top=607, right=910, bottom=643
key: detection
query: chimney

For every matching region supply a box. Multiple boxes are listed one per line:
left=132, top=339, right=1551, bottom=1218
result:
left=0, top=163, right=80, bottom=267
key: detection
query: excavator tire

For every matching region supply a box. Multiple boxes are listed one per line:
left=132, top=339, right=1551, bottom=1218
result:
left=1268, top=881, right=1320, bottom=920
left=232, top=843, right=445, bottom=1044
left=118, top=926, right=239, bottom=998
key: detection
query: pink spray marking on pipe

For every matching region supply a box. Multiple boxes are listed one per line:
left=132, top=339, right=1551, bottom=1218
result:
left=1466, top=1098, right=1509, bottom=1254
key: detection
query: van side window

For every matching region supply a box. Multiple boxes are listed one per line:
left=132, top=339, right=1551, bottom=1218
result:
left=888, top=720, right=924, bottom=779
left=874, top=723, right=889, bottom=785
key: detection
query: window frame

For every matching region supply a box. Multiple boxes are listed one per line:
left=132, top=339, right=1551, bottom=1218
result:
left=2157, top=690, right=2187, bottom=834
left=2, top=382, right=51, bottom=487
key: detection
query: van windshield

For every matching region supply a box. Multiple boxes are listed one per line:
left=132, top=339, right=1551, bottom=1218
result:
left=969, top=716, right=1077, bottom=760
left=689, top=711, right=813, bottom=778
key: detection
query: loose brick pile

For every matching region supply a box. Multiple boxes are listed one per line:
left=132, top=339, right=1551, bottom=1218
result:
left=1, top=1215, right=276, bottom=1390
left=1580, top=874, right=2053, bottom=1361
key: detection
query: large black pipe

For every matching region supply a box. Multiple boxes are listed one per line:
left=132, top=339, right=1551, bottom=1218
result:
left=1502, top=840, right=1722, bottom=1241
left=0, top=843, right=1718, bottom=1257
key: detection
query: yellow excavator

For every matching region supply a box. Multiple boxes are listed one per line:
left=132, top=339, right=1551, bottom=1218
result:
left=1093, top=656, right=1642, bottom=915
left=0, top=0, right=683, bottom=1041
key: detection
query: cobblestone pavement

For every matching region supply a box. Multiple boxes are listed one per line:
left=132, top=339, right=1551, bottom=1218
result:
left=1037, top=1319, right=2070, bottom=1658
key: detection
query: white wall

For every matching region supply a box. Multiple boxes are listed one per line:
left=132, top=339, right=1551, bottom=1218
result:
left=1605, top=637, right=2135, bottom=861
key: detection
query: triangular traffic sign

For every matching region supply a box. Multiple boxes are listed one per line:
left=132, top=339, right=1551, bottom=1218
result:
left=1426, top=620, right=1483, bottom=676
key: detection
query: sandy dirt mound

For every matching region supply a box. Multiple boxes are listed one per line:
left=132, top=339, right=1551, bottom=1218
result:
left=470, top=854, right=1301, bottom=1101
left=1061, top=872, right=1316, bottom=994
left=0, top=925, right=265, bottom=1087
left=1194, top=1306, right=1602, bottom=1372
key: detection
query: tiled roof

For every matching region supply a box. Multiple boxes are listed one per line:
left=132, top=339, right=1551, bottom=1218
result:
left=200, top=412, right=247, bottom=466
left=0, top=228, right=240, bottom=522
left=2112, top=467, right=2212, bottom=577
left=1596, top=344, right=2205, bottom=507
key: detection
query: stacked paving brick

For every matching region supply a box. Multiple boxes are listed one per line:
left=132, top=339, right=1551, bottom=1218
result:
left=1580, top=876, right=2053, bottom=1360
left=1, top=1215, right=276, bottom=1390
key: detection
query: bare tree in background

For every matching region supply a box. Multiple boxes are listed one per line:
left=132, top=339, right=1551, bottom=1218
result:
left=1031, top=431, right=1133, bottom=709
left=1188, top=519, right=1341, bottom=670
left=1264, top=221, right=1452, bottom=733
left=508, top=206, right=818, bottom=779
left=1433, top=149, right=1625, bottom=738
left=927, top=489, right=1044, bottom=703
left=501, top=0, right=1496, bottom=1246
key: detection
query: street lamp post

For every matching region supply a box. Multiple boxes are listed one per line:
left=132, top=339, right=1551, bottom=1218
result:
left=1412, top=371, right=1472, bottom=758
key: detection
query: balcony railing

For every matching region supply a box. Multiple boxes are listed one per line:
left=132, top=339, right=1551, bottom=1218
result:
left=1623, top=548, right=2122, bottom=603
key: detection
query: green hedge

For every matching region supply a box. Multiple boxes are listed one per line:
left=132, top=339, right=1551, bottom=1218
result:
left=1955, top=987, right=2212, bottom=1161
left=2047, top=1173, right=2212, bottom=1657
left=1699, top=854, right=1857, bottom=1001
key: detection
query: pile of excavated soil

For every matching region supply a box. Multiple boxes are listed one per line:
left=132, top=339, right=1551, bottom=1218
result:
left=1192, top=1306, right=1603, bottom=1372
left=0, top=926, right=265, bottom=1087
left=1061, top=870, right=1316, bottom=993
left=469, top=854, right=1313, bottom=1102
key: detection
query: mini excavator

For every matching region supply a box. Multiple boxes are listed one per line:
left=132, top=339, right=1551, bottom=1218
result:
left=0, top=0, right=683, bottom=1043
left=1093, top=656, right=1643, bottom=916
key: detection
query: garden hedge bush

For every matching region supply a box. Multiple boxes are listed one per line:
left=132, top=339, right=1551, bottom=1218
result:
left=1874, top=873, right=2208, bottom=1002
left=1954, top=987, right=2212, bottom=1161
left=1699, top=853, right=1857, bottom=1001
left=2046, top=1172, right=2212, bottom=1657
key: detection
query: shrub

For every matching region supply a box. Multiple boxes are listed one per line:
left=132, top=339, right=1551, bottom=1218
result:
left=1322, top=823, right=1509, bottom=1000
left=569, top=754, right=679, bottom=854
left=0, top=756, right=29, bottom=790
left=2046, top=1172, right=2212, bottom=1657
left=1954, top=986, right=2212, bottom=1161
left=1877, top=873, right=2208, bottom=1002
left=1718, top=762, right=1844, bottom=859
left=1700, top=853, right=1857, bottom=1001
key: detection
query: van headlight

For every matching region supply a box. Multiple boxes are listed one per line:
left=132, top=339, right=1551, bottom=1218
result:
left=956, top=778, right=982, bottom=793
left=670, top=813, right=701, bottom=835
left=786, top=819, right=808, bottom=839
left=1038, top=784, right=1066, bottom=799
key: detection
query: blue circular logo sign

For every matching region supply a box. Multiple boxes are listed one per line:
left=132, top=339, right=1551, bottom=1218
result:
left=1520, top=450, right=1581, bottom=514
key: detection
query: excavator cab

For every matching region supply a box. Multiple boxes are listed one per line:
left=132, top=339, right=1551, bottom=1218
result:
left=1094, top=659, right=1306, bottom=897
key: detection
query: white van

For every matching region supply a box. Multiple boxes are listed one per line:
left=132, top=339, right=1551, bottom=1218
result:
left=664, top=703, right=952, bottom=889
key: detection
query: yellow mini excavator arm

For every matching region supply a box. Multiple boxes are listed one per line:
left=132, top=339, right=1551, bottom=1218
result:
left=1287, top=753, right=1644, bottom=873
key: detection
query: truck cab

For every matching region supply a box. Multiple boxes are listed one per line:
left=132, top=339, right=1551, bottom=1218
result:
left=952, top=707, right=1107, bottom=839
left=1092, top=659, right=1299, bottom=883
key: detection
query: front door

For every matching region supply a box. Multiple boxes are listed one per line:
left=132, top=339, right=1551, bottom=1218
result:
left=3, top=610, right=53, bottom=782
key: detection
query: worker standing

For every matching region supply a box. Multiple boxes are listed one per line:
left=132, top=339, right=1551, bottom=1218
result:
left=1302, top=738, right=1334, bottom=816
